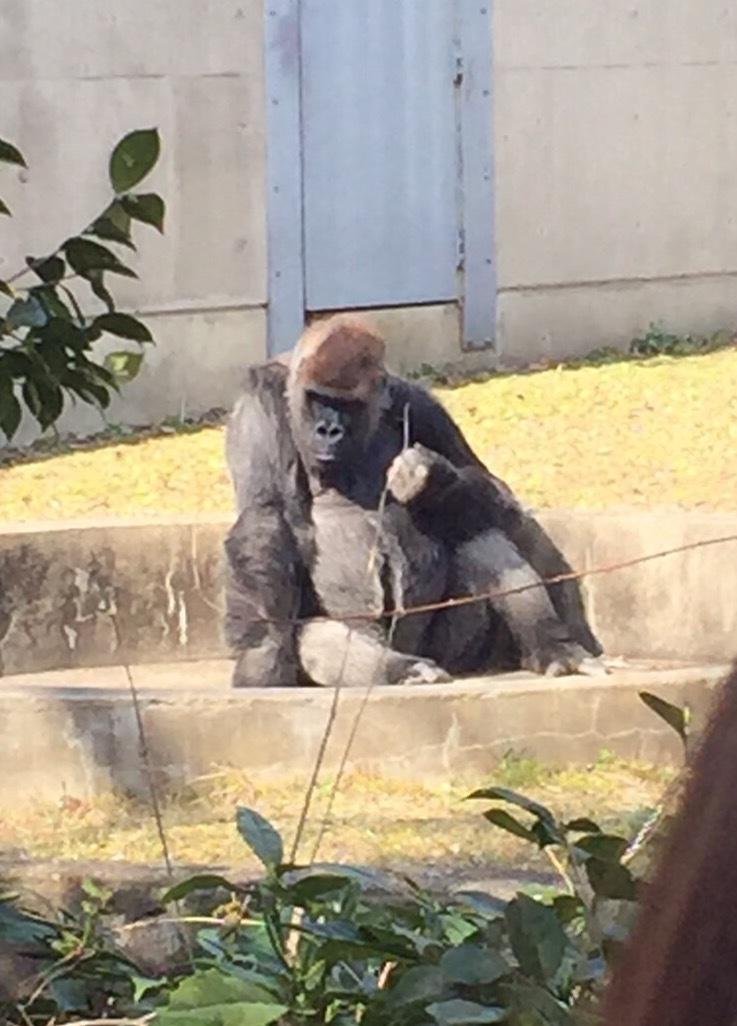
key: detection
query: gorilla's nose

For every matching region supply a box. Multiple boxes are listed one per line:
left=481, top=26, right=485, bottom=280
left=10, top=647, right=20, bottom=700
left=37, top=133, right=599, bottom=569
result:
left=316, top=421, right=344, bottom=444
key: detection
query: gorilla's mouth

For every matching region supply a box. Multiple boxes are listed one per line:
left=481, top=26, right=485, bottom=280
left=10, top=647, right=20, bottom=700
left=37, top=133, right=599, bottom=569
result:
left=315, top=453, right=337, bottom=464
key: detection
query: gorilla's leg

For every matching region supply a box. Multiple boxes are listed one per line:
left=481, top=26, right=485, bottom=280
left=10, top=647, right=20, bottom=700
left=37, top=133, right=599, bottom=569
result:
left=446, top=529, right=605, bottom=677
left=299, top=620, right=451, bottom=687
left=503, top=514, right=602, bottom=657
left=224, top=507, right=303, bottom=687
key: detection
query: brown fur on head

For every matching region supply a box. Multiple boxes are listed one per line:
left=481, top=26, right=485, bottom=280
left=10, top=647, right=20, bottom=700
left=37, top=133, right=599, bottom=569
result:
left=289, top=314, right=386, bottom=403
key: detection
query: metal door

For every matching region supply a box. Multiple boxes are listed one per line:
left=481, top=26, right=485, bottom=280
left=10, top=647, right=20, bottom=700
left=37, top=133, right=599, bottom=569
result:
left=300, top=0, right=458, bottom=310
left=264, top=0, right=495, bottom=353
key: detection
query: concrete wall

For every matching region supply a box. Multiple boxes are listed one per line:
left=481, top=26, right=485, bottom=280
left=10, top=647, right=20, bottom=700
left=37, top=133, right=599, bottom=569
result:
left=1, top=510, right=736, bottom=677
left=1, top=0, right=267, bottom=443
left=0, top=665, right=724, bottom=807
left=494, top=0, right=737, bottom=362
left=4, top=1, right=737, bottom=435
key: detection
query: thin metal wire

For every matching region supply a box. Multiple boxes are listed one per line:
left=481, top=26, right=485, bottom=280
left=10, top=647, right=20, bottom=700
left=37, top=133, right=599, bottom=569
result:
left=254, top=532, right=737, bottom=629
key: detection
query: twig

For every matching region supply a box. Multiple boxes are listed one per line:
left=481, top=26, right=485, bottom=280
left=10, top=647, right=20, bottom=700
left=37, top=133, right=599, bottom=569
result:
left=311, top=404, right=412, bottom=861
left=289, top=635, right=350, bottom=864
left=111, top=617, right=173, bottom=879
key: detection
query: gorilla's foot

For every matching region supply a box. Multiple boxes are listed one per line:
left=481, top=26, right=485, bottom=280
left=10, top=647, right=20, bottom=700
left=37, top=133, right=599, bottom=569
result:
left=523, top=642, right=609, bottom=679
left=397, top=659, right=453, bottom=685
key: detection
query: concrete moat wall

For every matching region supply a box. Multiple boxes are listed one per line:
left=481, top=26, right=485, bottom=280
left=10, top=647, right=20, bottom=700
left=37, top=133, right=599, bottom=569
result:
left=1, top=510, right=736, bottom=677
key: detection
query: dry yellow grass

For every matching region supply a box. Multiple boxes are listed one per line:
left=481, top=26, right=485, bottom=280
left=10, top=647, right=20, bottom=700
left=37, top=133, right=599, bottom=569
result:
left=1, top=350, right=736, bottom=521
left=0, top=757, right=673, bottom=872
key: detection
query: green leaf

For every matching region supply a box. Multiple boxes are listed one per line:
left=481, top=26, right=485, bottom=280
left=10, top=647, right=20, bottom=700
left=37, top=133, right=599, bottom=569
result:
left=0, top=350, right=33, bottom=377
left=87, top=213, right=136, bottom=251
left=502, top=981, right=571, bottom=1026
left=505, top=894, right=568, bottom=985
left=427, top=999, right=507, bottom=1025
left=483, top=809, right=535, bottom=843
left=552, top=894, right=584, bottom=925
left=639, top=691, right=688, bottom=744
left=284, top=873, right=356, bottom=904
left=85, top=270, right=116, bottom=312
left=61, top=369, right=113, bottom=409
left=104, top=350, right=144, bottom=384
left=6, top=295, right=48, bottom=329
left=236, top=808, right=284, bottom=870
left=453, top=890, right=507, bottom=920
left=161, top=874, right=240, bottom=905
left=123, top=192, right=166, bottom=233
left=574, top=833, right=629, bottom=864
left=564, top=817, right=602, bottom=834
left=467, top=787, right=557, bottom=826
left=22, top=373, right=64, bottom=430
left=64, top=237, right=137, bottom=278
left=0, top=380, right=22, bottom=440
left=58, top=284, right=86, bottom=325
left=440, top=944, right=509, bottom=986
left=40, top=317, right=88, bottom=351
left=0, top=197, right=10, bottom=216
left=109, top=128, right=160, bottom=193
left=27, top=254, right=65, bottom=285
left=585, top=859, right=637, bottom=901
left=157, top=969, right=287, bottom=1026
left=0, top=138, right=26, bottom=167
left=385, top=965, right=445, bottom=1008
left=93, top=311, right=152, bottom=343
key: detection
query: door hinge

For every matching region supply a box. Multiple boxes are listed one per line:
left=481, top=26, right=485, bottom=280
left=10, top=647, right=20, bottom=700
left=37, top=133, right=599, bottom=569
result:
left=454, top=54, right=464, bottom=86
left=456, top=227, right=466, bottom=270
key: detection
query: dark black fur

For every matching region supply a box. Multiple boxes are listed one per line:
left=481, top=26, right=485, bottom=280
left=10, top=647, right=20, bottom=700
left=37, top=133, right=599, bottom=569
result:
left=224, top=360, right=602, bottom=687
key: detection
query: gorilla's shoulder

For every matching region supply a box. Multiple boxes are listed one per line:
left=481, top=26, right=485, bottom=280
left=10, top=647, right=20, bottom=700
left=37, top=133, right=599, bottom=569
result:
left=385, top=374, right=451, bottom=427
left=241, top=359, right=289, bottom=395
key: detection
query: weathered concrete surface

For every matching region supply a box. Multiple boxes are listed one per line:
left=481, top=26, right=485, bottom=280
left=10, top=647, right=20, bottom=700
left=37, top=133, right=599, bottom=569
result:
left=541, top=510, right=737, bottom=664
left=0, top=660, right=726, bottom=808
left=3, top=0, right=268, bottom=445
left=1, top=510, right=736, bottom=675
left=0, top=516, right=227, bottom=676
left=494, top=1, right=737, bottom=362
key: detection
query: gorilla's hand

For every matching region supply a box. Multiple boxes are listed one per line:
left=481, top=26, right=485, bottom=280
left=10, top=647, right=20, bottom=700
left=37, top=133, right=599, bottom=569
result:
left=387, top=444, right=438, bottom=504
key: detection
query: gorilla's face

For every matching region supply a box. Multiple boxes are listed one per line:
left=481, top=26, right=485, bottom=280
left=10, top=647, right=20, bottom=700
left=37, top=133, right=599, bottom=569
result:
left=304, top=390, right=372, bottom=472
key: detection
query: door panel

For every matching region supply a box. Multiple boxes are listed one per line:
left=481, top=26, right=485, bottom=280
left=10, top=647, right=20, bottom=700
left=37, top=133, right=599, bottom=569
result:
left=300, top=0, right=459, bottom=310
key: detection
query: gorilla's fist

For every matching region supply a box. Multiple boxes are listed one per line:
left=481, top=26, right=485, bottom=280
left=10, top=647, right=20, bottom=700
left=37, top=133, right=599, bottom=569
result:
left=387, top=444, right=436, bottom=504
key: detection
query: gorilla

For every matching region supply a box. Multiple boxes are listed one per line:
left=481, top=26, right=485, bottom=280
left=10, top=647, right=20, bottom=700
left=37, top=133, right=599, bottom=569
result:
left=224, top=314, right=604, bottom=688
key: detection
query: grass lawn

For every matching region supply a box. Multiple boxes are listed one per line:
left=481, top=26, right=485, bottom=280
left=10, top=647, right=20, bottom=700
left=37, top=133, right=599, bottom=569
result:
left=0, top=755, right=675, bottom=882
left=1, top=349, right=736, bottom=521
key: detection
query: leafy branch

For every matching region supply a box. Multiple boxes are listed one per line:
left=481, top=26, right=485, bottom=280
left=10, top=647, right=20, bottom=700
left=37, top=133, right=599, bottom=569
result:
left=0, top=128, right=165, bottom=440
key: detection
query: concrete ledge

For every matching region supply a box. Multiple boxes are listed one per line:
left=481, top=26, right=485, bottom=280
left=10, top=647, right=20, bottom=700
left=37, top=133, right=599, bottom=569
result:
left=0, top=660, right=727, bottom=808
left=2, top=509, right=737, bottom=675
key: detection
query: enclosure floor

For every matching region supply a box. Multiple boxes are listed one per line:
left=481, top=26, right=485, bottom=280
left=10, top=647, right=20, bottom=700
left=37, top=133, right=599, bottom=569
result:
left=0, top=656, right=707, bottom=692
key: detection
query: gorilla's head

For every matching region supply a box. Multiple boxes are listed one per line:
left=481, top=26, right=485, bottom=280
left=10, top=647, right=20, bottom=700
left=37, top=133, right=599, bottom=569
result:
left=287, top=315, right=387, bottom=482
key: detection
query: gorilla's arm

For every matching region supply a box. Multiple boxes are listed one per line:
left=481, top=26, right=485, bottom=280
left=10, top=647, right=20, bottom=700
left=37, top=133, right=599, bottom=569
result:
left=224, top=364, right=311, bottom=686
left=390, top=379, right=523, bottom=539
left=390, top=379, right=603, bottom=660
